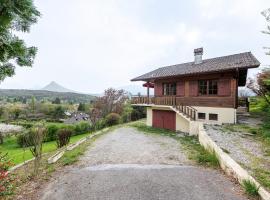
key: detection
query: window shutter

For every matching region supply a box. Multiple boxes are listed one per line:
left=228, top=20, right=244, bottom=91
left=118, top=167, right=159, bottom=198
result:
left=189, top=81, right=198, bottom=96
left=218, top=79, right=231, bottom=96
left=177, top=81, right=185, bottom=96
left=154, top=82, right=163, bottom=96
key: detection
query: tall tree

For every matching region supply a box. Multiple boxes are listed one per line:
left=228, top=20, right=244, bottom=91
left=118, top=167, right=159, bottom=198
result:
left=262, top=8, right=270, bottom=55
left=0, top=0, right=40, bottom=82
left=93, top=88, right=128, bottom=117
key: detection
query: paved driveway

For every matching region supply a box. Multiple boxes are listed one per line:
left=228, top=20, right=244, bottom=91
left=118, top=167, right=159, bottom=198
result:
left=41, top=127, right=247, bottom=200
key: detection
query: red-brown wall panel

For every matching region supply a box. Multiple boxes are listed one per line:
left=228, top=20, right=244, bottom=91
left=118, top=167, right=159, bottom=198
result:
left=152, top=110, right=176, bottom=131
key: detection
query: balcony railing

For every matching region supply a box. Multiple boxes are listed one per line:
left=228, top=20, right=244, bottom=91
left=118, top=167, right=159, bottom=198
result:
left=131, top=96, right=197, bottom=120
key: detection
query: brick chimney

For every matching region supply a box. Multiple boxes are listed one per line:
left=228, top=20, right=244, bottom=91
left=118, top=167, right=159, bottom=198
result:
left=194, top=47, right=203, bottom=64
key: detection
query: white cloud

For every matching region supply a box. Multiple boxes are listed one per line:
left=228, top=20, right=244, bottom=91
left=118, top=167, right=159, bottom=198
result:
left=0, top=0, right=269, bottom=92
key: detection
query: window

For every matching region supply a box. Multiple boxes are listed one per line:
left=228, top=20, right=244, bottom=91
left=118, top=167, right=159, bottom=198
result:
left=209, top=113, right=218, bottom=121
left=199, top=80, right=207, bottom=95
left=163, top=83, right=176, bottom=96
left=198, top=80, right=218, bottom=95
left=209, top=80, right=218, bottom=95
left=198, top=113, right=206, bottom=120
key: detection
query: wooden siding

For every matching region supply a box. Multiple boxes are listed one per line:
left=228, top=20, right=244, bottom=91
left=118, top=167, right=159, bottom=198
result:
left=218, top=79, right=231, bottom=96
left=153, top=71, right=237, bottom=108
left=177, top=81, right=185, bottom=96
left=154, top=82, right=163, bottom=96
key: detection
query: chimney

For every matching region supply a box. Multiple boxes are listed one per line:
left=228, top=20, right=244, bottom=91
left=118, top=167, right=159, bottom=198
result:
left=194, top=47, right=203, bottom=64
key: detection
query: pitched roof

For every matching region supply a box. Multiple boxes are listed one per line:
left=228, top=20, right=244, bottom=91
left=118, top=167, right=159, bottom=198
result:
left=131, top=52, right=260, bottom=81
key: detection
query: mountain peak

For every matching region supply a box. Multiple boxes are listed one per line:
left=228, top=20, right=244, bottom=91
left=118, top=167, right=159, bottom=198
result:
left=42, top=81, right=75, bottom=93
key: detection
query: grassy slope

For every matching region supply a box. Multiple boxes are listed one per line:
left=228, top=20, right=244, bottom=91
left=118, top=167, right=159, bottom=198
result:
left=0, top=133, right=91, bottom=165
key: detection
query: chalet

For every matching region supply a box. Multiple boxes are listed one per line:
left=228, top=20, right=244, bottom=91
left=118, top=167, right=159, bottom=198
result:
left=131, top=48, right=260, bottom=134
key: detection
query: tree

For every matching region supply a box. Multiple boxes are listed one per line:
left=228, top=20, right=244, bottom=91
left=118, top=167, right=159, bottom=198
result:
left=93, top=88, right=128, bottom=117
left=52, top=97, right=61, bottom=104
left=30, top=96, right=36, bottom=113
left=77, top=103, right=86, bottom=111
left=0, top=0, right=40, bottom=82
left=25, top=123, right=46, bottom=175
left=262, top=8, right=270, bottom=55
left=53, top=105, right=65, bottom=119
left=247, top=68, right=270, bottom=105
left=89, top=108, right=101, bottom=130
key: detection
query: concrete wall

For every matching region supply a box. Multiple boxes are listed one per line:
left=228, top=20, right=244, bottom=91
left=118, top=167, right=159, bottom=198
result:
left=176, top=113, right=190, bottom=133
left=146, top=107, right=153, bottom=126
left=193, top=106, right=236, bottom=124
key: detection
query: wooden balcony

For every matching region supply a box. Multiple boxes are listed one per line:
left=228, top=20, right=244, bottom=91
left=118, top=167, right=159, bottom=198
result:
left=131, top=96, right=197, bottom=120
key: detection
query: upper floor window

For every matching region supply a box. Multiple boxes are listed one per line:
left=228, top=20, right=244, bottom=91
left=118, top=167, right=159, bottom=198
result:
left=198, top=80, right=218, bottom=95
left=163, top=83, right=176, bottom=96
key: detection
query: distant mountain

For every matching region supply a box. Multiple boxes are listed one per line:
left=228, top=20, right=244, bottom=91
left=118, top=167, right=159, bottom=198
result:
left=118, top=85, right=154, bottom=96
left=0, top=89, right=96, bottom=103
left=42, top=81, right=75, bottom=93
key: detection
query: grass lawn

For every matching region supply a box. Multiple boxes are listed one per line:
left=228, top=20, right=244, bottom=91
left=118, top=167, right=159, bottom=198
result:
left=0, top=132, right=91, bottom=165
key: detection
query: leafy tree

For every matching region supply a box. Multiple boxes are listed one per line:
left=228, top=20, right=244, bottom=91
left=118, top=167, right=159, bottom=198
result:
left=247, top=68, right=270, bottom=105
left=53, top=105, right=65, bottom=119
left=77, top=103, right=86, bottom=111
left=0, top=0, right=40, bottom=82
left=30, top=96, right=36, bottom=113
left=93, top=88, right=128, bottom=117
left=52, top=97, right=61, bottom=104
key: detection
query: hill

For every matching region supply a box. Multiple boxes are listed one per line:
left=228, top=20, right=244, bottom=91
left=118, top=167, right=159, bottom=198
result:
left=0, top=89, right=95, bottom=103
left=42, top=81, right=76, bottom=93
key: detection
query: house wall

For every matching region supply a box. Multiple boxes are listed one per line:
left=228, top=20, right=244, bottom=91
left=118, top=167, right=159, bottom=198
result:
left=154, top=71, right=238, bottom=108
left=176, top=113, right=190, bottom=133
left=193, top=106, right=236, bottom=124
left=146, top=107, right=153, bottom=126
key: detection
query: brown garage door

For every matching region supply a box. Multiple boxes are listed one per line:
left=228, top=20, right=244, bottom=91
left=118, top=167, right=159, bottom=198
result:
left=152, top=110, right=176, bottom=131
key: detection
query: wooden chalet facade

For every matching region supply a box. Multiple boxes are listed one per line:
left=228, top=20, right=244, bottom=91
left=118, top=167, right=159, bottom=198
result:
left=131, top=48, right=260, bottom=133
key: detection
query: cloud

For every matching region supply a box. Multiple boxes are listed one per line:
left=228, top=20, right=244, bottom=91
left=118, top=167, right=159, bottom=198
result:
left=0, top=0, right=269, bottom=93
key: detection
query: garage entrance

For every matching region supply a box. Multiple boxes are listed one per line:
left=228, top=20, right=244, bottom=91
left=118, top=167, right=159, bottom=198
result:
left=152, top=110, right=176, bottom=131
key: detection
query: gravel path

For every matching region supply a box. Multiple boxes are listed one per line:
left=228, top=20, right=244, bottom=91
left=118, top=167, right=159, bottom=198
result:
left=79, top=127, right=191, bottom=166
left=39, top=127, right=248, bottom=200
left=205, top=124, right=270, bottom=171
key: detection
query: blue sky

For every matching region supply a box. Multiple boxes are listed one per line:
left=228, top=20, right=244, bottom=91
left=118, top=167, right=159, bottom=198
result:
left=0, top=0, right=269, bottom=93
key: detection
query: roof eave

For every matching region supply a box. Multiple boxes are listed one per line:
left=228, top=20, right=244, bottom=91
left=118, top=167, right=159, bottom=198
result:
left=130, top=64, right=260, bottom=82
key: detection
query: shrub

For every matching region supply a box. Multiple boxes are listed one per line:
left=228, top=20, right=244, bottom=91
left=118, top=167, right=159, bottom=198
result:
left=45, top=124, right=59, bottom=142
left=0, top=152, right=14, bottom=196
left=105, top=113, right=120, bottom=126
left=17, top=130, right=34, bottom=147
left=56, top=128, right=73, bottom=148
left=74, top=121, right=91, bottom=135
left=242, top=180, right=259, bottom=197
left=94, top=119, right=106, bottom=131
left=44, top=124, right=74, bottom=142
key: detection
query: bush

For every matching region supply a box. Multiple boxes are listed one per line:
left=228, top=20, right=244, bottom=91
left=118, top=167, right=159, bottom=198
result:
left=0, top=153, right=14, bottom=196
left=46, top=124, right=59, bottom=142
left=74, top=121, right=92, bottom=135
left=44, top=124, right=74, bottom=142
left=94, top=119, right=106, bottom=131
left=56, top=128, right=73, bottom=148
left=131, top=106, right=146, bottom=121
left=17, top=130, right=34, bottom=147
left=105, top=113, right=120, bottom=126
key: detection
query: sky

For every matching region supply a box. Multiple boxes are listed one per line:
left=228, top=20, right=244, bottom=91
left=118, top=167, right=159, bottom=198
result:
left=0, top=0, right=270, bottom=94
